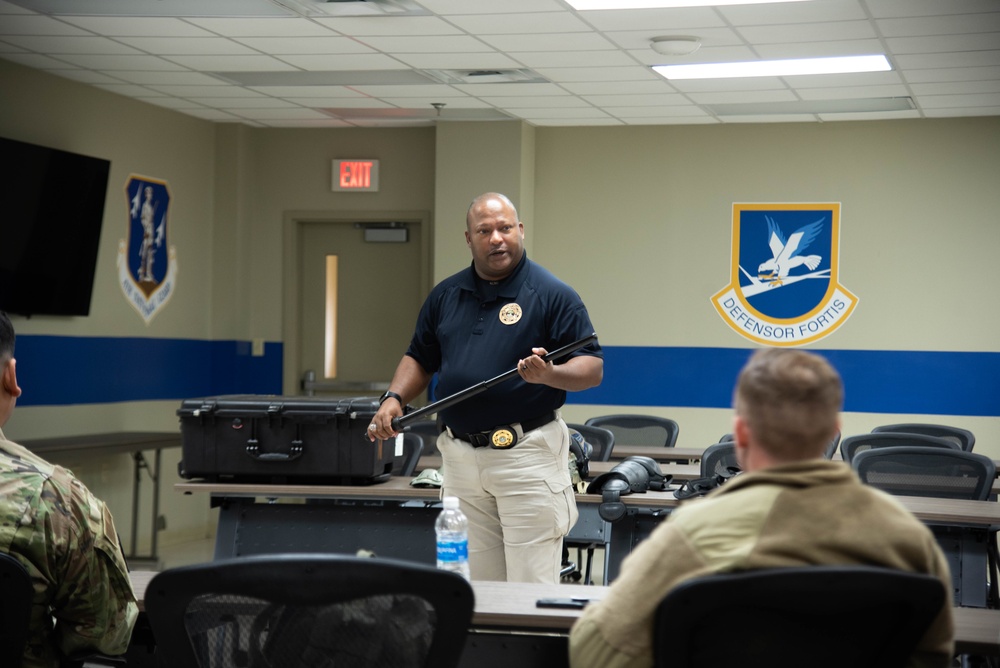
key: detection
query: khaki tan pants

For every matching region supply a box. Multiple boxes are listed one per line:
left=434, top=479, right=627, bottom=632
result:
left=438, top=416, right=578, bottom=583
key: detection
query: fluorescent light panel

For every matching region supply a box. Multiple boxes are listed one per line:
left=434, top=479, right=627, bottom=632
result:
left=654, top=55, right=891, bottom=80
left=568, top=0, right=810, bottom=9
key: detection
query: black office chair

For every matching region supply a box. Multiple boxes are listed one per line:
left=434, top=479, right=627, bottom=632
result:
left=0, top=551, right=125, bottom=668
left=0, top=552, right=33, bottom=668
left=144, top=553, right=474, bottom=668
left=653, top=566, right=946, bottom=668
left=393, top=432, right=424, bottom=477
left=406, top=419, right=443, bottom=457
left=566, top=423, right=616, bottom=462
left=853, top=446, right=998, bottom=609
left=853, top=446, right=995, bottom=503
left=823, top=430, right=841, bottom=459
left=561, top=424, right=616, bottom=584
left=873, top=422, right=976, bottom=452
left=700, top=441, right=739, bottom=478
left=585, top=414, right=679, bottom=448
left=839, top=432, right=960, bottom=465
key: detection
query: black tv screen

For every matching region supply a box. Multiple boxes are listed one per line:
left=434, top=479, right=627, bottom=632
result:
left=0, top=136, right=110, bottom=317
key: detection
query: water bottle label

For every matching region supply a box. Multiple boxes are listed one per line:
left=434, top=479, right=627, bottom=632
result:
left=436, top=540, right=468, bottom=562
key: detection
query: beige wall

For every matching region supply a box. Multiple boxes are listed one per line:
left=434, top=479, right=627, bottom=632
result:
left=2, top=58, right=999, bottom=555
left=530, top=119, right=1000, bottom=453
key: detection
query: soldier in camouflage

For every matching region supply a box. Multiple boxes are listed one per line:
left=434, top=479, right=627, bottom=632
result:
left=0, top=312, right=138, bottom=667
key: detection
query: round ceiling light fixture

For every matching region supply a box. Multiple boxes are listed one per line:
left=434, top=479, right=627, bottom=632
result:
left=650, top=36, right=702, bottom=57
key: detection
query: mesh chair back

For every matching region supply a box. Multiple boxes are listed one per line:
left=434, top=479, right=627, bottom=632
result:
left=839, top=432, right=960, bottom=465
left=852, top=446, right=995, bottom=500
left=700, top=442, right=740, bottom=478
left=566, top=423, right=616, bottom=462
left=872, top=423, right=976, bottom=452
left=585, top=415, right=679, bottom=448
left=144, top=554, right=474, bottom=668
left=406, top=420, right=443, bottom=457
left=823, top=431, right=841, bottom=459
left=0, top=552, right=32, bottom=668
left=654, top=566, right=945, bottom=668
left=393, top=433, right=424, bottom=477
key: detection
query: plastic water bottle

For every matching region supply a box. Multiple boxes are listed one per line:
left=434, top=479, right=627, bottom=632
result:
left=435, top=496, right=470, bottom=580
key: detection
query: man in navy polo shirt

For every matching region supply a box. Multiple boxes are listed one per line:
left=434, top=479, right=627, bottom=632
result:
left=368, top=192, right=603, bottom=582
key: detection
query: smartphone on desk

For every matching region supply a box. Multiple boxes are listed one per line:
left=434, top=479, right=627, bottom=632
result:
left=536, top=597, right=591, bottom=609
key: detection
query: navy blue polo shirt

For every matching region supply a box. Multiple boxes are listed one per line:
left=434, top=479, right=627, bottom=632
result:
left=406, top=252, right=601, bottom=434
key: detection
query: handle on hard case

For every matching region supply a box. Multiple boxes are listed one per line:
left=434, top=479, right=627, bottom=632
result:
left=391, top=332, right=598, bottom=432
left=245, top=438, right=304, bottom=462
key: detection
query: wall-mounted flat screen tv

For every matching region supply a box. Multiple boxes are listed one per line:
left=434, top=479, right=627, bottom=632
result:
left=0, top=136, right=110, bottom=317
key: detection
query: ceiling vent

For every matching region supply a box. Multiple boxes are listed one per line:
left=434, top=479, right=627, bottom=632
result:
left=421, top=69, right=549, bottom=85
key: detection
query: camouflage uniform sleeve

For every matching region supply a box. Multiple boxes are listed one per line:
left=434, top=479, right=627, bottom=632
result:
left=44, top=467, right=138, bottom=659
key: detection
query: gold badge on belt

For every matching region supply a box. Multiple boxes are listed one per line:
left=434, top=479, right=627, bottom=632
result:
left=498, top=303, right=522, bottom=325
left=491, top=428, right=516, bottom=449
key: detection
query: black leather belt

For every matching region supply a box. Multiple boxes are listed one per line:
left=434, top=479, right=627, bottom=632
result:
left=449, top=412, right=556, bottom=449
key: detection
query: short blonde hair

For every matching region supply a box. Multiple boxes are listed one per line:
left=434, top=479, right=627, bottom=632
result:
left=734, top=348, right=842, bottom=460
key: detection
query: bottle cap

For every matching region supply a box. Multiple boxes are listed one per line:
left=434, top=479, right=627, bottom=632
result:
left=442, top=496, right=459, bottom=509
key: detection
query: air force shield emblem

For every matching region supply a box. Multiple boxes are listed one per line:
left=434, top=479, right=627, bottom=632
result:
left=712, top=203, right=857, bottom=346
left=117, top=175, right=178, bottom=323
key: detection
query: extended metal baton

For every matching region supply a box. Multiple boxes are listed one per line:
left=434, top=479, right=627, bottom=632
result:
left=391, top=332, right=598, bottom=431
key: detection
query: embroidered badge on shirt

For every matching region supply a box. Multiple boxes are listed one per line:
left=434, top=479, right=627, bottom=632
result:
left=499, top=303, right=522, bottom=325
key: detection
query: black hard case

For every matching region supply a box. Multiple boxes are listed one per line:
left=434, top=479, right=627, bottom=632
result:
left=177, top=395, right=392, bottom=485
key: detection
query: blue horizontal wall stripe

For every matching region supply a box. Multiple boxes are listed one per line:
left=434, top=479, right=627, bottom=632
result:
left=567, top=346, right=1000, bottom=418
left=15, top=335, right=282, bottom=406
left=13, top=336, right=1000, bottom=417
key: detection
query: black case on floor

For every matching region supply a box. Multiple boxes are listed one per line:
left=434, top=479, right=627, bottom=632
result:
left=177, top=395, right=393, bottom=485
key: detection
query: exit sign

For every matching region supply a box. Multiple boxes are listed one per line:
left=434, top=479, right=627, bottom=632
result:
left=332, top=159, right=379, bottom=192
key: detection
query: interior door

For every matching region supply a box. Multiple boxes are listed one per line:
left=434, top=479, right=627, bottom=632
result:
left=298, top=220, right=423, bottom=398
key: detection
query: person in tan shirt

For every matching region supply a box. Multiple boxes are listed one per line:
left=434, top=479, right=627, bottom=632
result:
left=569, top=348, right=953, bottom=668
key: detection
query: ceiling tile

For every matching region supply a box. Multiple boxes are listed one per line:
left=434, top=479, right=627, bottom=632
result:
left=113, top=36, right=261, bottom=55
left=0, top=14, right=91, bottom=35
left=183, top=17, right=338, bottom=37
left=445, top=12, right=592, bottom=35
left=887, top=33, right=1000, bottom=55
left=876, top=12, right=1000, bottom=37
left=2, top=35, right=144, bottom=54
left=737, top=20, right=876, bottom=44
left=52, top=53, right=187, bottom=70
left=272, top=53, right=407, bottom=71
left=163, top=54, right=299, bottom=71
left=57, top=16, right=218, bottom=37
left=2, top=0, right=997, bottom=127
left=353, top=35, right=494, bottom=53
left=232, top=37, right=377, bottom=55
left=311, top=16, right=465, bottom=36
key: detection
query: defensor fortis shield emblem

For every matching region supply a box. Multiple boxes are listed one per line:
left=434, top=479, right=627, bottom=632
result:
left=711, top=203, right=857, bottom=346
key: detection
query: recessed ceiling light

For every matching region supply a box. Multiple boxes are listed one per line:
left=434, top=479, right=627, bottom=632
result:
left=567, top=0, right=811, bottom=9
left=653, top=55, right=892, bottom=80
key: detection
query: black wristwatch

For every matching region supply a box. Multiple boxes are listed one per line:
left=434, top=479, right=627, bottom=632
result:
left=379, top=390, right=403, bottom=406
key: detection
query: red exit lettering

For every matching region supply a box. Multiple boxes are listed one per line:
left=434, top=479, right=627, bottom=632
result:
left=339, top=161, right=372, bottom=189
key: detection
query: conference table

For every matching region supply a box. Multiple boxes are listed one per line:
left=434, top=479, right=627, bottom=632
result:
left=176, top=474, right=1000, bottom=591
left=127, top=571, right=1000, bottom=662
